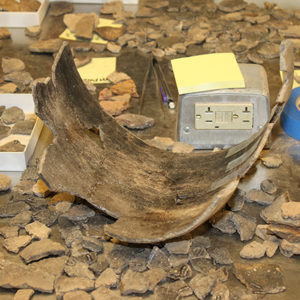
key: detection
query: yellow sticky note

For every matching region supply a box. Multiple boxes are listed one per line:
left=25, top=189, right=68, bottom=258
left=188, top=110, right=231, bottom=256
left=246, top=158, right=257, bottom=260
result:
left=280, top=70, right=300, bottom=89
left=97, top=18, right=123, bottom=28
left=77, top=57, right=116, bottom=84
left=59, top=28, right=107, bottom=44
left=171, top=53, right=245, bottom=95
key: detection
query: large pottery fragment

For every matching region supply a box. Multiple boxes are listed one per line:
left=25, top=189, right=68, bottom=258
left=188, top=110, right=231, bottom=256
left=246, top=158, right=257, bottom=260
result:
left=32, top=41, right=293, bottom=243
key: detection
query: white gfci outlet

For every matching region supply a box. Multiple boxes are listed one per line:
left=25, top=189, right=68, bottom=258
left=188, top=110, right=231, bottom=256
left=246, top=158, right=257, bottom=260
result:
left=195, top=102, right=253, bottom=130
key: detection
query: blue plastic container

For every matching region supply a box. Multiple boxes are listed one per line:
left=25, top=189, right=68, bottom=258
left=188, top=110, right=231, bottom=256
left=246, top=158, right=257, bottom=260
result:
left=280, top=87, right=300, bottom=141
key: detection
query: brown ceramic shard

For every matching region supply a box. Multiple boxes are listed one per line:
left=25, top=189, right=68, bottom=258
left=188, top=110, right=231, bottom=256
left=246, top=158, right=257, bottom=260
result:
left=32, top=41, right=293, bottom=243
left=74, top=15, right=95, bottom=40
left=233, top=262, right=286, bottom=294
left=0, top=140, right=25, bottom=152
left=94, top=26, right=124, bottom=41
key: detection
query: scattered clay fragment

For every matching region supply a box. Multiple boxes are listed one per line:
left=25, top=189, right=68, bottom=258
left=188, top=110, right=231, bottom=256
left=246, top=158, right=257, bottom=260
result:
left=208, top=247, right=233, bottom=265
left=29, top=39, right=63, bottom=53
left=63, top=290, right=91, bottom=300
left=20, top=238, right=66, bottom=264
left=138, top=41, right=157, bottom=54
left=147, top=246, right=170, bottom=270
left=3, top=235, right=32, bottom=254
left=261, top=193, right=300, bottom=227
left=246, top=189, right=274, bottom=205
left=55, top=202, right=72, bottom=213
left=107, top=71, right=131, bottom=84
left=95, top=268, right=118, bottom=288
left=98, top=88, right=112, bottom=100
left=0, top=260, right=55, bottom=293
left=279, top=25, right=300, bottom=38
left=13, top=289, right=35, bottom=300
left=59, top=204, right=95, bottom=223
left=3, top=71, right=33, bottom=86
left=11, top=120, right=35, bottom=135
left=32, top=179, right=51, bottom=198
left=145, top=1, right=169, bottom=9
left=0, top=226, right=19, bottom=239
left=145, top=136, right=175, bottom=151
left=94, top=26, right=124, bottom=41
left=55, top=276, right=95, bottom=297
left=25, top=221, right=51, bottom=240
left=165, top=47, right=177, bottom=56
left=106, top=42, right=122, bottom=54
left=211, top=210, right=236, bottom=234
left=100, top=1, right=123, bottom=14
left=127, top=40, right=138, bottom=48
left=172, top=142, right=194, bottom=153
left=111, top=79, right=138, bottom=97
left=233, top=262, right=286, bottom=294
left=64, top=260, right=95, bottom=280
left=228, top=188, right=245, bottom=212
left=264, top=240, right=279, bottom=257
left=280, top=239, right=300, bottom=257
left=9, top=211, right=32, bottom=228
left=189, top=274, right=216, bottom=300
left=240, top=241, right=266, bottom=259
left=25, top=25, right=41, bottom=37
left=135, top=7, right=153, bottom=18
left=72, top=43, right=91, bottom=53
left=232, top=213, right=256, bottom=241
left=247, top=52, right=264, bottom=64
left=0, top=124, right=10, bottom=140
left=99, top=98, right=130, bottom=116
left=74, top=57, right=91, bottom=68
left=0, top=82, right=19, bottom=93
left=0, top=140, right=25, bottom=152
left=221, top=12, right=243, bottom=21
left=152, top=48, right=165, bottom=58
left=120, top=268, right=165, bottom=295
left=115, top=113, right=154, bottom=130
left=49, top=1, right=74, bottom=17
left=117, top=33, right=135, bottom=47
left=91, top=44, right=106, bottom=53
left=172, top=43, right=186, bottom=54
left=261, top=154, right=283, bottom=168
left=218, top=0, right=248, bottom=13
left=0, top=27, right=10, bottom=39
left=2, top=57, right=25, bottom=74
left=74, top=15, right=95, bottom=40
left=13, top=179, right=35, bottom=195
left=211, top=282, right=230, bottom=300
left=63, top=13, right=97, bottom=32
left=281, top=202, right=300, bottom=220
left=51, top=192, right=75, bottom=204
left=165, top=240, right=191, bottom=255
left=260, top=179, right=277, bottom=195
left=0, top=174, right=11, bottom=191
left=257, top=43, right=280, bottom=59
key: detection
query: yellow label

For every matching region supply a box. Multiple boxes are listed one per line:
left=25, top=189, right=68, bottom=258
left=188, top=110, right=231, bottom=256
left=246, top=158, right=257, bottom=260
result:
left=77, top=57, right=116, bottom=84
left=171, top=53, right=245, bottom=95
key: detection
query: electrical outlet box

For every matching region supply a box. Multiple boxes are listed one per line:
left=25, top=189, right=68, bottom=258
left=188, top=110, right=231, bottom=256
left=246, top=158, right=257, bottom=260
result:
left=195, top=103, right=253, bottom=130
left=177, top=64, right=270, bottom=149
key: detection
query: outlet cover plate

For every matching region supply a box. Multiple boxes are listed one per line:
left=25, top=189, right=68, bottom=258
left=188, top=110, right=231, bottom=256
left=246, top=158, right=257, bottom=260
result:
left=195, top=102, right=253, bottom=130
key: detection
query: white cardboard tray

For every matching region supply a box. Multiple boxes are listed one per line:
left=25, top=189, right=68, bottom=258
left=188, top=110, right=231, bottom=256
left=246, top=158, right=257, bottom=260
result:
left=0, top=0, right=49, bottom=28
left=0, top=94, right=43, bottom=171
left=50, top=0, right=138, bottom=5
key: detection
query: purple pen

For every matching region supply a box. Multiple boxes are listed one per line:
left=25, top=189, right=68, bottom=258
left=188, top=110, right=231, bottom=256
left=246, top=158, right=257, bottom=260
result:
left=160, top=86, right=168, bottom=103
